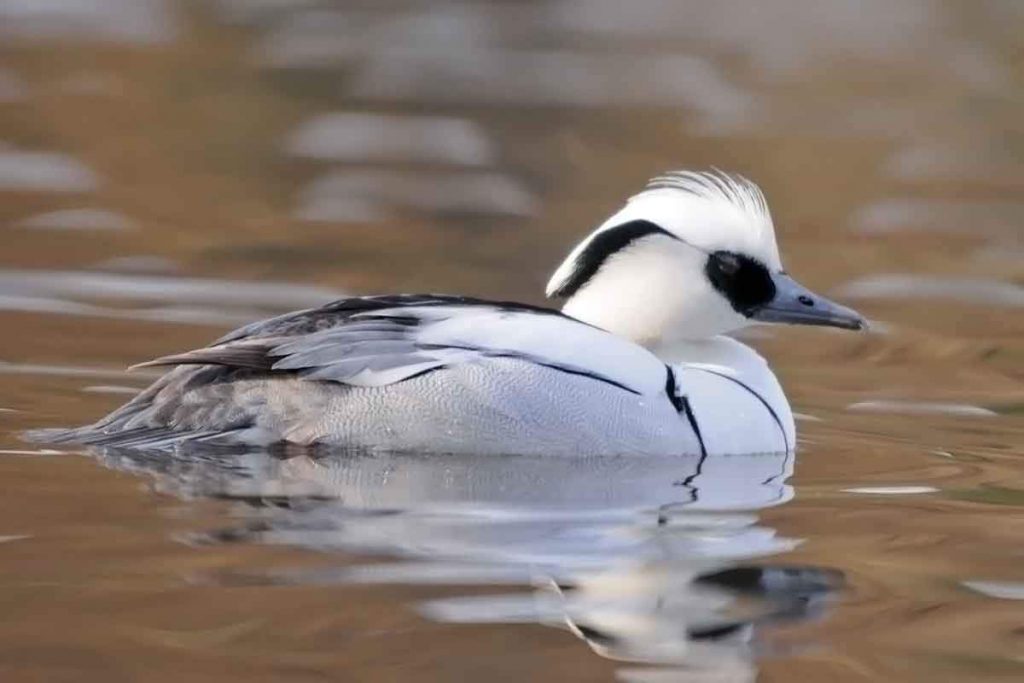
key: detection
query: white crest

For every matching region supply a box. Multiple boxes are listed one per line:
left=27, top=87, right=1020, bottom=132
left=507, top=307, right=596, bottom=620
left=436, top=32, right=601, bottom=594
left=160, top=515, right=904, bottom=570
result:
left=639, top=169, right=772, bottom=235
left=547, top=169, right=781, bottom=299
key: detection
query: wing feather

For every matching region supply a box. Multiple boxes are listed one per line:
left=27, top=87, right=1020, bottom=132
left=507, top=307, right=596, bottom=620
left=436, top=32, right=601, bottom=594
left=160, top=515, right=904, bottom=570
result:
left=131, top=295, right=668, bottom=396
left=130, top=342, right=275, bottom=371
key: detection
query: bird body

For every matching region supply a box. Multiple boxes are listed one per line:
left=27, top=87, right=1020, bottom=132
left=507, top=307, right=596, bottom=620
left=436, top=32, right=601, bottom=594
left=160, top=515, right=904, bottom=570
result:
left=31, top=170, right=864, bottom=456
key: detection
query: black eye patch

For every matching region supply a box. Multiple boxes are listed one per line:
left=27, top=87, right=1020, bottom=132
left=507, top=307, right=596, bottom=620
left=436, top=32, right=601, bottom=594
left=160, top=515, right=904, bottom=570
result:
left=705, top=251, right=776, bottom=314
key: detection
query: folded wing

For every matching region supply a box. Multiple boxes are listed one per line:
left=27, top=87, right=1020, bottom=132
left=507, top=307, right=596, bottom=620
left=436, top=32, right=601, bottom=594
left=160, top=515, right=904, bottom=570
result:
left=136, top=295, right=669, bottom=397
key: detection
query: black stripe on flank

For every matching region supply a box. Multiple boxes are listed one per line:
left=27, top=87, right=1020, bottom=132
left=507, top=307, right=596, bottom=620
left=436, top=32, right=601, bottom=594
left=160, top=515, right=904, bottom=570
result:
left=549, top=220, right=677, bottom=298
left=665, top=367, right=708, bottom=459
left=528, top=360, right=641, bottom=395
left=664, top=367, right=685, bottom=412
left=679, top=396, right=707, bottom=458
left=424, top=343, right=643, bottom=396
left=686, top=366, right=790, bottom=452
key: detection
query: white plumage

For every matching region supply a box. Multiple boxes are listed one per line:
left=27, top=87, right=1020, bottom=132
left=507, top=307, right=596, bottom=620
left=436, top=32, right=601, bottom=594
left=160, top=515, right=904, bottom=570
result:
left=30, top=170, right=865, bottom=456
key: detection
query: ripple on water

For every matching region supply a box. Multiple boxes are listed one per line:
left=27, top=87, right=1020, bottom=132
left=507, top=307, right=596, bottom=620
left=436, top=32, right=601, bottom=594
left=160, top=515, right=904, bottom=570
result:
left=972, top=244, right=1024, bottom=265
left=837, top=274, right=1024, bottom=308
left=0, top=68, right=27, bottom=103
left=846, top=400, right=998, bottom=417
left=90, top=256, right=179, bottom=275
left=0, top=268, right=344, bottom=326
left=0, top=360, right=160, bottom=380
left=961, top=580, right=1024, bottom=601
left=14, top=208, right=136, bottom=232
left=884, top=140, right=1024, bottom=188
left=0, top=449, right=63, bottom=457
left=0, top=148, right=99, bottom=193
left=0, top=534, right=31, bottom=543
left=0, top=268, right=342, bottom=309
left=86, top=446, right=830, bottom=678
left=252, top=0, right=938, bottom=83
left=81, top=385, right=140, bottom=396
left=550, top=0, right=938, bottom=78
left=212, top=0, right=320, bottom=26
left=57, top=72, right=125, bottom=97
left=297, top=169, right=537, bottom=222
left=284, top=112, right=495, bottom=166
left=1, top=2, right=1022, bottom=680
left=349, top=48, right=751, bottom=114
left=848, top=198, right=1024, bottom=236
left=842, top=485, right=939, bottom=495
left=0, top=0, right=177, bottom=45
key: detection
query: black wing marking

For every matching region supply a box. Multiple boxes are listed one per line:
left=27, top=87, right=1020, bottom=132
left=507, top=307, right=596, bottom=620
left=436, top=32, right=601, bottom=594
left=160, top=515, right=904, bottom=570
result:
left=136, top=294, right=562, bottom=373
left=131, top=294, right=666, bottom=394
left=214, top=294, right=564, bottom=344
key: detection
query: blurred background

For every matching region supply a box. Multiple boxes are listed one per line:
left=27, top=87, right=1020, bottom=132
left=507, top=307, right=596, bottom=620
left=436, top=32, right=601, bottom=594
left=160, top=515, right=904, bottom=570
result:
left=1, top=1, right=1023, bottom=682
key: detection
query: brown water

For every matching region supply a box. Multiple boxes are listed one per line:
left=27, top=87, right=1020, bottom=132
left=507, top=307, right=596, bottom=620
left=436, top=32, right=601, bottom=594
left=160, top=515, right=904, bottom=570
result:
left=2, top=1, right=1024, bottom=681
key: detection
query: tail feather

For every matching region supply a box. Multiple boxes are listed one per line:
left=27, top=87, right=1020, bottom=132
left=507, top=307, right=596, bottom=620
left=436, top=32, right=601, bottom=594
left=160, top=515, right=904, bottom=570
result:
left=23, top=424, right=229, bottom=450
left=22, top=427, right=85, bottom=445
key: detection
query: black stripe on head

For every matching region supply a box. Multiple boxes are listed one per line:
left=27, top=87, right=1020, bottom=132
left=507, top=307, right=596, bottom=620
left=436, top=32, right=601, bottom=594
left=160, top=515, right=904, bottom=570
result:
left=705, top=251, right=776, bottom=315
left=549, top=220, right=676, bottom=298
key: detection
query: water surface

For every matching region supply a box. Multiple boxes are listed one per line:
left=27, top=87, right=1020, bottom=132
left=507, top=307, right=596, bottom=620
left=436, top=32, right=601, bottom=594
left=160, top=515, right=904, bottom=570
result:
left=2, top=1, right=1024, bottom=681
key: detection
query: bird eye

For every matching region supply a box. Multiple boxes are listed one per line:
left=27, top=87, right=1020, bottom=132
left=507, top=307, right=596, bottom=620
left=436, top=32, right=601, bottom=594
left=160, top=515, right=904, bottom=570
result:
left=715, top=253, right=740, bottom=276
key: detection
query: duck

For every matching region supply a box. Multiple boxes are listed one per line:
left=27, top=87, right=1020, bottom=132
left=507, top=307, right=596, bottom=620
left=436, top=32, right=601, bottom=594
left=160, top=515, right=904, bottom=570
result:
left=31, top=170, right=865, bottom=456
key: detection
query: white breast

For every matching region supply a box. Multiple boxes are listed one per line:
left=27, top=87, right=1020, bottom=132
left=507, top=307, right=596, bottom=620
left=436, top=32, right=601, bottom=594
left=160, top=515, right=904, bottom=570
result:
left=667, top=336, right=795, bottom=455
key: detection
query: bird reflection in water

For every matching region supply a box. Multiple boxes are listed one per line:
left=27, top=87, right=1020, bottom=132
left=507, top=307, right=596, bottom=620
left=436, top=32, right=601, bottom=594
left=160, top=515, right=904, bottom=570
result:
left=94, top=446, right=843, bottom=681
